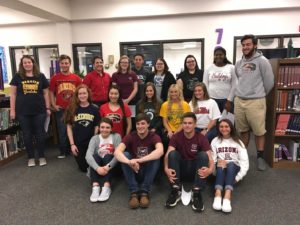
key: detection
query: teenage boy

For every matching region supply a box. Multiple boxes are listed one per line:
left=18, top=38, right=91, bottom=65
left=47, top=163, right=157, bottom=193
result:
left=234, top=34, right=274, bottom=171
left=164, top=112, right=214, bottom=212
left=83, top=56, right=111, bottom=107
left=131, top=53, right=151, bottom=103
left=114, top=113, right=164, bottom=209
left=49, top=54, right=82, bottom=158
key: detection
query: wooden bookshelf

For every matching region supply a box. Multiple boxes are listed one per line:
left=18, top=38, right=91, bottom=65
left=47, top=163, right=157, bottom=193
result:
left=0, top=151, right=25, bottom=167
left=266, top=58, right=300, bottom=169
left=0, top=96, right=25, bottom=167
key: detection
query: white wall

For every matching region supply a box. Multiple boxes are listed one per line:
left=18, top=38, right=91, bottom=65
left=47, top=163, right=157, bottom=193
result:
left=1, top=9, right=300, bottom=82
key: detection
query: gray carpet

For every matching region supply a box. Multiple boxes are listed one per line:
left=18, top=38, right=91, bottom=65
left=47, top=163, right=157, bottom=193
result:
left=0, top=138, right=299, bottom=225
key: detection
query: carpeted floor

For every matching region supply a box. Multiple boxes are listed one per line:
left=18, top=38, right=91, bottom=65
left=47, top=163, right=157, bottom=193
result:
left=0, top=138, right=299, bottom=225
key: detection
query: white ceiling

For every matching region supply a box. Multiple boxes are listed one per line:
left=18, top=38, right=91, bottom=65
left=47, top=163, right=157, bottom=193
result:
left=1, top=0, right=300, bottom=26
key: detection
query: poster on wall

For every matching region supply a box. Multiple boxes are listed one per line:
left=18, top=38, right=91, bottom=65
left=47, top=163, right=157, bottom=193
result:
left=0, top=46, right=8, bottom=84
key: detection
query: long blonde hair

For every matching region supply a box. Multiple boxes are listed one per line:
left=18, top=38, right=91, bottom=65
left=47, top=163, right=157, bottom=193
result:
left=167, top=84, right=184, bottom=115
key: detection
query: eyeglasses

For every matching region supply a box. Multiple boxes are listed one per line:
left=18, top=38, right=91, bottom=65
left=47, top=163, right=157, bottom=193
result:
left=186, top=60, right=195, bottom=64
left=156, top=63, right=164, bottom=66
left=120, top=61, right=129, bottom=64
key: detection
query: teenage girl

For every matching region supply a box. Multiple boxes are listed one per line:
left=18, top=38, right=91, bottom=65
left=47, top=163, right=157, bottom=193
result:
left=211, top=119, right=249, bottom=213
left=85, top=117, right=121, bottom=202
left=136, top=82, right=162, bottom=135
left=65, top=84, right=100, bottom=172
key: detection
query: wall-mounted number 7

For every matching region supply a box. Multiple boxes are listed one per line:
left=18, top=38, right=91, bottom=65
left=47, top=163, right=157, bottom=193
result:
left=215, top=28, right=223, bottom=45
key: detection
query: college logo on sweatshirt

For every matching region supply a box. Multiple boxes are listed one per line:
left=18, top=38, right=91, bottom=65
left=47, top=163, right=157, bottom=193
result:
left=242, top=63, right=256, bottom=72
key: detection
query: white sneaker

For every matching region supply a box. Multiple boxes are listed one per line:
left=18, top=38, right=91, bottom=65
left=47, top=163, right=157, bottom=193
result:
left=28, top=159, right=36, bottom=167
left=39, top=158, right=47, bottom=166
left=98, top=186, right=111, bottom=202
left=222, top=199, right=232, bottom=213
left=212, top=197, right=222, bottom=211
left=90, top=186, right=100, bottom=203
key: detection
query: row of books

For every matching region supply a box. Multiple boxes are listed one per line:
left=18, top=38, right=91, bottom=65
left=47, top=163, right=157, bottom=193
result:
left=277, top=65, right=300, bottom=87
left=0, top=108, right=19, bottom=131
left=274, top=142, right=300, bottom=162
left=275, top=114, right=300, bottom=135
left=276, top=89, right=300, bottom=111
left=0, top=131, right=24, bottom=161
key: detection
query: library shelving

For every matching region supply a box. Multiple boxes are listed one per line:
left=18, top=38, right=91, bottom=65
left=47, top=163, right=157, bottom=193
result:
left=0, top=95, right=25, bottom=166
left=265, top=58, right=300, bottom=169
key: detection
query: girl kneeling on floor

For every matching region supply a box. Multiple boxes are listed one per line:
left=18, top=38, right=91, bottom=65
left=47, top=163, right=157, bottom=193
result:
left=211, top=119, right=249, bottom=213
left=85, top=117, right=121, bottom=202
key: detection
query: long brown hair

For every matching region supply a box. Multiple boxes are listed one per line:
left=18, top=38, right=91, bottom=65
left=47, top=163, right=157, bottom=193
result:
left=217, top=119, right=244, bottom=147
left=137, top=82, right=161, bottom=115
left=64, top=84, right=92, bottom=125
left=18, top=55, right=40, bottom=79
left=191, top=82, right=210, bottom=112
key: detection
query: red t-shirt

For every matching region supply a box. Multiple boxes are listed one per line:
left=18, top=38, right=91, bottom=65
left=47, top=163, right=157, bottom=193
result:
left=99, top=103, right=131, bottom=137
left=122, top=131, right=162, bottom=158
left=111, top=71, right=138, bottom=100
left=49, top=73, right=82, bottom=109
left=169, top=130, right=211, bottom=160
left=83, top=70, right=111, bottom=102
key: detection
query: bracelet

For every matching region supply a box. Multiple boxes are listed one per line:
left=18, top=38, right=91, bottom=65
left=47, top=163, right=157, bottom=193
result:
left=70, top=144, right=75, bottom=146
left=46, top=108, right=51, bottom=110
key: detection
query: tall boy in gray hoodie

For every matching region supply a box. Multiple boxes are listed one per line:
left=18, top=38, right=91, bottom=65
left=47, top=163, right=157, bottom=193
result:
left=234, top=34, right=274, bottom=171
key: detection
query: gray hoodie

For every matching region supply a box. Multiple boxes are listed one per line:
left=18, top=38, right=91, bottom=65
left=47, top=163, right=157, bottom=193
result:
left=235, top=51, right=274, bottom=99
left=85, top=133, right=121, bottom=171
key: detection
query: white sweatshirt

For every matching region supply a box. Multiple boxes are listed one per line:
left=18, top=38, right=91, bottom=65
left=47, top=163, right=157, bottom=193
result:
left=211, top=137, right=249, bottom=182
left=203, top=64, right=237, bottom=101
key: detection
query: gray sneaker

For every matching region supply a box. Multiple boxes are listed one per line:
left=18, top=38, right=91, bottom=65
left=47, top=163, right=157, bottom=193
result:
left=257, top=157, right=267, bottom=171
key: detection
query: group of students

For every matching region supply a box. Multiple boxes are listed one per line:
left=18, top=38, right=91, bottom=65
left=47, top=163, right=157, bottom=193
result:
left=9, top=34, right=274, bottom=213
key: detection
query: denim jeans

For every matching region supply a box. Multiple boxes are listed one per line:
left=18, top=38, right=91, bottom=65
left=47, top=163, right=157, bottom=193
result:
left=17, top=113, right=46, bottom=159
left=215, top=162, right=240, bottom=191
left=90, top=154, right=114, bottom=185
left=213, top=98, right=234, bottom=114
left=168, top=150, right=208, bottom=189
left=121, top=151, right=160, bottom=193
left=55, top=109, right=69, bottom=155
left=196, top=127, right=217, bottom=143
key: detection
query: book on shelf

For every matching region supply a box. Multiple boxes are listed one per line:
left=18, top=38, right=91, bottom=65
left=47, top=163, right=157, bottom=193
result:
left=274, top=143, right=281, bottom=162
left=275, top=114, right=290, bottom=135
left=288, top=140, right=299, bottom=162
left=0, top=132, right=24, bottom=161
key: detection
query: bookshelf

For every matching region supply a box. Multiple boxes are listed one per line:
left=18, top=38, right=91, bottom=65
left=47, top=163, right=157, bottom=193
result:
left=0, top=96, right=25, bottom=166
left=266, top=58, right=300, bottom=169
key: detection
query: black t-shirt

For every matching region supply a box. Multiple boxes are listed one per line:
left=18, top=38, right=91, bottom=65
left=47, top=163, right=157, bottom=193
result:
left=177, top=70, right=203, bottom=102
left=135, top=101, right=162, bottom=130
left=10, top=73, right=49, bottom=115
left=132, top=66, right=151, bottom=103
left=72, top=104, right=100, bottom=146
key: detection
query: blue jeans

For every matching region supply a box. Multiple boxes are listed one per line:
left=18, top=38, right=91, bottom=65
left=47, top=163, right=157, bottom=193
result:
left=213, top=98, right=234, bottom=113
left=196, top=127, right=217, bottom=143
left=17, top=113, right=46, bottom=159
left=215, top=162, right=240, bottom=191
left=55, top=109, right=69, bottom=155
left=90, top=154, right=114, bottom=185
left=168, top=151, right=208, bottom=189
left=121, top=151, right=160, bottom=193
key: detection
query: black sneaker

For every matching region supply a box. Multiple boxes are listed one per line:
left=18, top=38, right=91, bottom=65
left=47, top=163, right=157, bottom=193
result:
left=165, top=188, right=181, bottom=208
left=191, top=190, right=204, bottom=212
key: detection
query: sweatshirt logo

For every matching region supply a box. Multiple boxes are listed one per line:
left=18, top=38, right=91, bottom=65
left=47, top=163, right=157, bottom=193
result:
left=242, top=63, right=256, bottom=72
